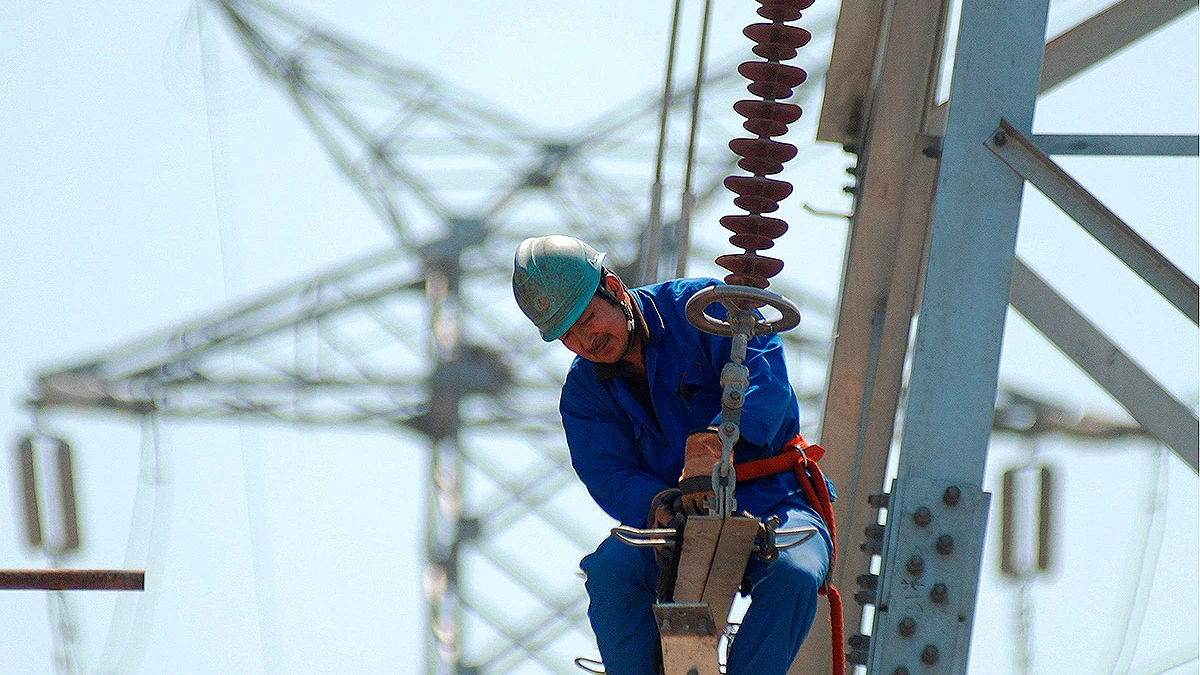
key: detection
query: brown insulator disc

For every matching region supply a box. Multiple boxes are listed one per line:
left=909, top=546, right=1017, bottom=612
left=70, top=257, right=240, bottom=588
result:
left=729, top=138, right=797, bottom=165
left=755, top=5, right=802, bottom=21
left=728, top=232, right=777, bottom=252
left=756, top=0, right=816, bottom=21
left=717, top=253, right=786, bottom=287
left=739, top=61, right=808, bottom=99
left=723, top=175, right=793, bottom=201
left=734, top=100, right=803, bottom=137
left=719, top=214, right=789, bottom=240
left=744, top=23, right=812, bottom=61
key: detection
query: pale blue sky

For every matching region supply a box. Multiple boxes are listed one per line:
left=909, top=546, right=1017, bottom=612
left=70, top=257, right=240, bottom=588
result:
left=0, top=1, right=1196, bottom=674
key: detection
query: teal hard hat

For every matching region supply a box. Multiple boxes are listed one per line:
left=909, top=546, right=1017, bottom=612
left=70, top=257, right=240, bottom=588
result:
left=513, top=235, right=606, bottom=342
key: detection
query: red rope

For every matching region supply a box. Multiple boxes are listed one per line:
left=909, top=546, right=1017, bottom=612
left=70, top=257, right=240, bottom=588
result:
left=735, top=436, right=845, bottom=675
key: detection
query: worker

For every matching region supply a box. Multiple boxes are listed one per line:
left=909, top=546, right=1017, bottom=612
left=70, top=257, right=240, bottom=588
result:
left=512, top=234, right=833, bottom=675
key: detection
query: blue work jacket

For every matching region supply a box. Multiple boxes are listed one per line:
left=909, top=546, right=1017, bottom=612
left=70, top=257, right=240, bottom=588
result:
left=560, top=277, right=804, bottom=527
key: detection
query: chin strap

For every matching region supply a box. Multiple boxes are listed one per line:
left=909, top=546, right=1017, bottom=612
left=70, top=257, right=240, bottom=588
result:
left=597, top=280, right=637, bottom=358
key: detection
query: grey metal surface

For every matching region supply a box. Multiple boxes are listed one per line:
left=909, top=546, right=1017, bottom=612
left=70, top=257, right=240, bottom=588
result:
left=1031, top=133, right=1200, bottom=156
left=1039, top=0, right=1198, bottom=93
left=810, top=1, right=949, bottom=670
left=869, top=476, right=990, bottom=674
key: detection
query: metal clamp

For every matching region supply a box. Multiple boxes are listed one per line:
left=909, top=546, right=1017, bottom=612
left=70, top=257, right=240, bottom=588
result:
left=683, top=285, right=801, bottom=338
left=755, top=515, right=818, bottom=562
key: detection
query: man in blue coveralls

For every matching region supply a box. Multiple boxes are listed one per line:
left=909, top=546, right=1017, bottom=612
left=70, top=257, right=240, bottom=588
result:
left=512, top=234, right=831, bottom=675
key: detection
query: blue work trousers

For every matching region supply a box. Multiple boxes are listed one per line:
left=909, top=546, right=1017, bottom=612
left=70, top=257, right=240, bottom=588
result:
left=579, top=494, right=831, bottom=675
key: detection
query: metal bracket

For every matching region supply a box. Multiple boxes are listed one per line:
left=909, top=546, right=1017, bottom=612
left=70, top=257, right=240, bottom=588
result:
left=869, top=475, right=990, bottom=674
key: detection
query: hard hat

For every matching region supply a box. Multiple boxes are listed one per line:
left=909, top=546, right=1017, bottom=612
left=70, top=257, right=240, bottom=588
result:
left=512, top=235, right=606, bottom=342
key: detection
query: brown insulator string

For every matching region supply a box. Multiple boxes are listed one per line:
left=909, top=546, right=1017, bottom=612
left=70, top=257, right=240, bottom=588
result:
left=718, top=0, right=814, bottom=295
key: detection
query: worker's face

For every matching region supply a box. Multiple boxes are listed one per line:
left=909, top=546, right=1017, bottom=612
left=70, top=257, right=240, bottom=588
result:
left=559, top=278, right=629, bottom=364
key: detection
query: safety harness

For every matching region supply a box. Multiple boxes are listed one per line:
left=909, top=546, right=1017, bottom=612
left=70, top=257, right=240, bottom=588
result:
left=736, top=434, right=845, bottom=675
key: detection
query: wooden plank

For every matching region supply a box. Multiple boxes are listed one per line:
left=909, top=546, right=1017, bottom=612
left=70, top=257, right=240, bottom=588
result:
left=654, top=603, right=721, bottom=675
left=0, top=569, right=145, bottom=591
left=699, top=516, right=760, bottom=634
left=673, top=517, right=723, bottom=603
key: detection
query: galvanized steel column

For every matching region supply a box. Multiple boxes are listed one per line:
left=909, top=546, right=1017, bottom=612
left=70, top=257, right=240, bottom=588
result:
left=870, top=0, right=1051, bottom=672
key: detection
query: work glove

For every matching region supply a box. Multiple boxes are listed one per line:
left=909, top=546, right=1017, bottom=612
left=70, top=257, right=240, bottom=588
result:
left=678, top=429, right=725, bottom=515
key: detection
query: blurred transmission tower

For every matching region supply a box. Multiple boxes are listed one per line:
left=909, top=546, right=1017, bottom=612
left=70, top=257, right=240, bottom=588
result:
left=28, top=1, right=838, bottom=672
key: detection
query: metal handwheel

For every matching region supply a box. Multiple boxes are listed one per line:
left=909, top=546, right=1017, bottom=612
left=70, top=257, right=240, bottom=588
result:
left=684, top=285, right=801, bottom=338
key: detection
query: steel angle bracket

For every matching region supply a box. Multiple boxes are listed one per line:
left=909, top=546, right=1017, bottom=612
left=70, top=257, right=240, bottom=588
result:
left=985, top=118, right=1198, bottom=325
left=869, top=475, right=991, bottom=674
left=654, top=602, right=721, bottom=675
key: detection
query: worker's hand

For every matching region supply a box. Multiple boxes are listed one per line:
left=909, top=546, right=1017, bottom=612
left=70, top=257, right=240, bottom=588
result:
left=646, top=488, right=683, bottom=530
left=679, top=430, right=725, bottom=515
left=646, top=488, right=683, bottom=570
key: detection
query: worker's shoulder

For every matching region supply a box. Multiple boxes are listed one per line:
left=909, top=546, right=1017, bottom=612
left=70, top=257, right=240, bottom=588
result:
left=562, top=354, right=602, bottom=393
left=634, top=277, right=721, bottom=305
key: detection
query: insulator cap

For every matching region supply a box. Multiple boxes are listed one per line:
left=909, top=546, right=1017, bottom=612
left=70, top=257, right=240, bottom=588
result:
left=744, top=23, right=812, bottom=61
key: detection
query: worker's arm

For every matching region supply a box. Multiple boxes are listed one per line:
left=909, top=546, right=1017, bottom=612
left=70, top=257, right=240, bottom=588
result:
left=560, top=367, right=672, bottom=528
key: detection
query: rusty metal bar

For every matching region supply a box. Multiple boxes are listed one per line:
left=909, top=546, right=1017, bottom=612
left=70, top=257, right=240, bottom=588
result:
left=0, top=569, right=145, bottom=591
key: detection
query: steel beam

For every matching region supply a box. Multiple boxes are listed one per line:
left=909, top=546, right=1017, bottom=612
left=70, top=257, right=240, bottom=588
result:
left=1032, top=133, right=1200, bottom=156
left=808, top=0, right=950, bottom=669
left=816, top=0, right=887, bottom=145
left=928, top=0, right=1197, bottom=135
left=870, top=0, right=1051, bottom=672
left=986, top=119, right=1199, bottom=325
left=1009, top=258, right=1199, bottom=471
left=1040, top=0, right=1198, bottom=93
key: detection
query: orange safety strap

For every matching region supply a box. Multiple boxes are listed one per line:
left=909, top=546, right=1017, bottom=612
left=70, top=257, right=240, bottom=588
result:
left=734, top=434, right=845, bottom=675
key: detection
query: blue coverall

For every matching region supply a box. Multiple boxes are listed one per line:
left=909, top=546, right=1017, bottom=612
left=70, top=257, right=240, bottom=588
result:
left=560, top=278, right=832, bottom=675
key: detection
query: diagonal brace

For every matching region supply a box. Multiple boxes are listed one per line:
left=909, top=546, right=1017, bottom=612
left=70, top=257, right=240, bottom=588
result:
left=1010, top=258, right=1199, bottom=471
left=986, top=118, right=1199, bottom=325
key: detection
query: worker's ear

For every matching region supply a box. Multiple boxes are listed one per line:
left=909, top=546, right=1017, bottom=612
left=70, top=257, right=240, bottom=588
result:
left=603, top=272, right=626, bottom=300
